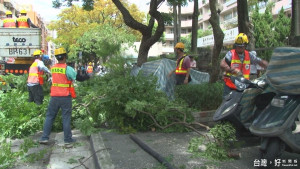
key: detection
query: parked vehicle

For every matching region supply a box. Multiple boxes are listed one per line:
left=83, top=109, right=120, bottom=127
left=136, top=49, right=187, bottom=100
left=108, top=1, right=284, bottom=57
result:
left=213, top=75, right=267, bottom=137
left=0, top=28, right=41, bottom=75
left=249, top=47, right=300, bottom=165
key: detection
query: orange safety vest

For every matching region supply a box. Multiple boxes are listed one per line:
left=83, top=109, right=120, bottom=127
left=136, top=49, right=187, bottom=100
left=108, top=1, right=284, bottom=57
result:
left=226, top=49, right=251, bottom=79
left=175, top=55, right=188, bottom=75
left=27, top=60, right=44, bottom=85
left=224, top=49, right=251, bottom=89
left=87, top=66, right=93, bottom=73
left=50, top=63, right=76, bottom=98
left=3, top=18, right=16, bottom=28
left=16, top=16, right=29, bottom=28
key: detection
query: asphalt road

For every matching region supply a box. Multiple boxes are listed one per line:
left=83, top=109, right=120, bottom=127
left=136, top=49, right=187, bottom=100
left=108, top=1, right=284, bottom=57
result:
left=99, top=131, right=300, bottom=169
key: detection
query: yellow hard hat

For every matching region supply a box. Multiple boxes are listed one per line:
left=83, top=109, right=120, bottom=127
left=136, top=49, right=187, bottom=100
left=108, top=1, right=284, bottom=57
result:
left=33, top=50, right=42, bottom=56
left=89, top=62, right=92, bottom=65
left=175, top=42, right=185, bottom=49
left=54, top=47, right=67, bottom=56
left=6, top=11, right=12, bottom=15
left=235, top=33, right=249, bottom=46
left=20, top=9, right=27, bottom=14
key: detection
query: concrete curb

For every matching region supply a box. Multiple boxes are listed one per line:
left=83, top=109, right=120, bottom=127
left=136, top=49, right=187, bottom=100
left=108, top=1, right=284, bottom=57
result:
left=90, top=132, right=115, bottom=169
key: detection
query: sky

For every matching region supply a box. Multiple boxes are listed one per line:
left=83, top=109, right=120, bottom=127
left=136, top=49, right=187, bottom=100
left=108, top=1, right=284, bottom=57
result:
left=14, top=0, right=150, bottom=23
left=15, top=0, right=62, bottom=22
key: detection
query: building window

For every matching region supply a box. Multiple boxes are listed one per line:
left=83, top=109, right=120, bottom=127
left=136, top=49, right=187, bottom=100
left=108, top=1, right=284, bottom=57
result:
left=199, top=24, right=203, bottom=30
left=170, top=28, right=174, bottom=34
left=233, top=10, right=237, bottom=17
left=188, top=29, right=192, bottom=33
left=224, top=13, right=232, bottom=21
left=181, top=29, right=187, bottom=34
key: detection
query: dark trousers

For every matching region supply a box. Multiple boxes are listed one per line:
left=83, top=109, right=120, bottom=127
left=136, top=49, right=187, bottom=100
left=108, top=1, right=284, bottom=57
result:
left=175, top=74, right=191, bottom=85
left=28, top=84, right=44, bottom=105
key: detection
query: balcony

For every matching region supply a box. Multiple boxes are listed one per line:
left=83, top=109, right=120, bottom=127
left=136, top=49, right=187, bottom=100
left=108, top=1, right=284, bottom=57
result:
left=224, top=0, right=237, bottom=7
left=200, top=0, right=209, bottom=7
left=222, top=17, right=237, bottom=25
left=198, top=15, right=203, bottom=21
left=181, top=20, right=192, bottom=27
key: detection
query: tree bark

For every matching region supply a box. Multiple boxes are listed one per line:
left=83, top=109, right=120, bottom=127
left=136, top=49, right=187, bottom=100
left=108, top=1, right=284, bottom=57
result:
left=237, top=0, right=255, bottom=50
left=173, top=3, right=178, bottom=55
left=191, top=0, right=199, bottom=54
left=290, top=0, right=300, bottom=47
left=178, top=4, right=182, bottom=42
left=208, top=0, right=224, bottom=83
left=112, top=0, right=165, bottom=66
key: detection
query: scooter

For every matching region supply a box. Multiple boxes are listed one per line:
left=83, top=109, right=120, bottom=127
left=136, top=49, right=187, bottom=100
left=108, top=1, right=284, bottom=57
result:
left=249, top=47, right=300, bottom=165
left=249, top=94, right=300, bottom=163
left=213, top=75, right=267, bottom=136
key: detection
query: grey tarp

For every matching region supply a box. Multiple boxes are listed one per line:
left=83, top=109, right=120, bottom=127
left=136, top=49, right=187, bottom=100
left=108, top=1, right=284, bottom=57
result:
left=239, top=47, right=300, bottom=122
left=266, top=47, right=300, bottom=95
left=131, top=58, right=210, bottom=98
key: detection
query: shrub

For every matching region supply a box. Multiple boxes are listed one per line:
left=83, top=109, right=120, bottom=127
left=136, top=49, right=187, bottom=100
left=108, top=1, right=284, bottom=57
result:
left=175, top=82, right=223, bottom=111
left=0, top=90, right=48, bottom=139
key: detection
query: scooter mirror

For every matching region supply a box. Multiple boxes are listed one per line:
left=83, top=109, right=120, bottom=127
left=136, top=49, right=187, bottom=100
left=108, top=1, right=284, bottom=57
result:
left=257, top=80, right=266, bottom=88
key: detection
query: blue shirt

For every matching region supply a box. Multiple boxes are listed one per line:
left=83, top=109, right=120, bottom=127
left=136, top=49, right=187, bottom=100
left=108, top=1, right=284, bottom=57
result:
left=66, top=66, right=77, bottom=81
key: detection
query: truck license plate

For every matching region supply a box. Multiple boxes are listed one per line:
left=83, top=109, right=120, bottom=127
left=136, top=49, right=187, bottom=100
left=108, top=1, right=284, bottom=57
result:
left=9, top=48, right=28, bottom=55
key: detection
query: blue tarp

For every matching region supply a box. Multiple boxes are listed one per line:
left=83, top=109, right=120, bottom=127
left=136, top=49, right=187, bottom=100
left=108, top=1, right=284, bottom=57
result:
left=131, top=58, right=210, bottom=98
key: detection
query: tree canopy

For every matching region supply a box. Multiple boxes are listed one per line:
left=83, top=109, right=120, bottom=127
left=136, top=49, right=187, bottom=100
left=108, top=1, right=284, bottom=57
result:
left=251, top=3, right=291, bottom=61
left=53, top=0, right=167, bottom=66
left=49, top=0, right=145, bottom=64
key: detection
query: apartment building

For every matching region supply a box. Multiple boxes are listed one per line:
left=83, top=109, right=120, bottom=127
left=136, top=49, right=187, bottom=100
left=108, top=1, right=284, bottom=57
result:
left=162, top=0, right=292, bottom=54
left=0, top=0, right=49, bottom=55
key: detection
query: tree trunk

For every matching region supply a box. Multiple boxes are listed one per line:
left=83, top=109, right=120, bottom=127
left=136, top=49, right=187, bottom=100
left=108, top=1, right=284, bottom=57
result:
left=173, top=3, right=178, bottom=54
left=178, top=4, right=181, bottom=42
left=237, top=0, right=255, bottom=50
left=290, top=0, right=300, bottom=47
left=191, top=0, right=199, bottom=54
left=209, top=0, right=224, bottom=83
left=237, top=0, right=249, bottom=34
left=112, top=0, right=165, bottom=66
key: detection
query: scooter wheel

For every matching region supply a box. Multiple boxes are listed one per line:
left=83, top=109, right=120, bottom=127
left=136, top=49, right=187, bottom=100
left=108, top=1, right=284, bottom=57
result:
left=259, top=137, right=285, bottom=167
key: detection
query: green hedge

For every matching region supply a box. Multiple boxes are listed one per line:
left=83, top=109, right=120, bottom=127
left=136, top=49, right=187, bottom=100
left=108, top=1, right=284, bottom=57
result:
left=175, top=82, right=223, bottom=111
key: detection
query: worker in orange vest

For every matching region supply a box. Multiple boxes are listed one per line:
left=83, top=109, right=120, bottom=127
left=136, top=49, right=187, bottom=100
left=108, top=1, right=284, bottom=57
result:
left=220, top=33, right=268, bottom=97
left=87, top=62, right=93, bottom=76
left=168, top=42, right=191, bottom=85
left=2, top=11, right=16, bottom=28
left=27, top=50, right=51, bottom=105
left=39, top=47, right=77, bottom=145
left=16, top=9, right=38, bottom=28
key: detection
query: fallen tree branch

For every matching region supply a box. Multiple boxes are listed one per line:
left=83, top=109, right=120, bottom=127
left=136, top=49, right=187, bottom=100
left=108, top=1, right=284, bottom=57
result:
left=132, top=107, right=210, bottom=137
